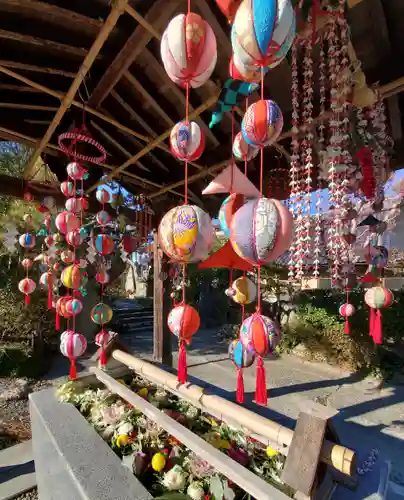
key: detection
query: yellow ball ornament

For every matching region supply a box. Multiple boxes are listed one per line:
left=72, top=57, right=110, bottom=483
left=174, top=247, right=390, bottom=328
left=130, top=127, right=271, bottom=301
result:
left=137, top=387, right=148, bottom=398
left=151, top=452, right=166, bottom=472
left=116, top=435, right=131, bottom=448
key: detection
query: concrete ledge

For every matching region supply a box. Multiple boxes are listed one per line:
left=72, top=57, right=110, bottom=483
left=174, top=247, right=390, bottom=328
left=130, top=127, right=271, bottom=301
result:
left=29, top=389, right=152, bottom=500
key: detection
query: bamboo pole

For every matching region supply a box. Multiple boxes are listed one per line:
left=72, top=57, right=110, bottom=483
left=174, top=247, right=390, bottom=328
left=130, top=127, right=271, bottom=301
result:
left=86, top=93, right=220, bottom=193
left=90, top=366, right=290, bottom=500
left=0, top=59, right=76, bottom=77
left=22, top=0, right=129, bottom=177
left=0, top=65, right=207, bottom=175
left=125, top=5, right=162, bottom=40
left=111, top=350, right=355, bottom=476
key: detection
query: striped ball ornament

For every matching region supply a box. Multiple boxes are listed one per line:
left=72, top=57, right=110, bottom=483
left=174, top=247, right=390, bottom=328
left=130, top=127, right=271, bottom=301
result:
left=364, top=287, right=394, bottom=310
left=339, top=303, right=355, bottom=317
left=170, top=121, right=205, bottom=162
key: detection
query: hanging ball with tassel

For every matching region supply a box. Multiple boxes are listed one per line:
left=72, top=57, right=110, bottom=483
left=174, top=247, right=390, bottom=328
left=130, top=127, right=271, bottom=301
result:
left=339, top=303, right=355, bottom=335
left=364, top=286, right=394, bottom=345
left=218, top=193, right=245, bottom=238
left=230, top=276, right=256, bottom=305
left=60, top=180, right=75, bottom=197
left=66, top=162, right=86, bottom=181
left=228, top=339, right=255, bottom=368
left=90, top=303, right=113, bottom=325
left=96, top=188, right=112, bottom=204
left=241, top=100, right=283, bottom=147
left=55, top=211, right=80, bottom=235
left=60, top=332, right=87, bottom=379
left=170, top=121, right=205, bottom=162
left=168, top=304, right=200, bottom=340
left=239, top=312, right=281, bottom=356
left=19, top=233, right=36, bottom=249
left=232, top=131, right=259, bottom=162
left=65, top=298, right=83, bottom=317
left=18, top=278, right=36, bottom=304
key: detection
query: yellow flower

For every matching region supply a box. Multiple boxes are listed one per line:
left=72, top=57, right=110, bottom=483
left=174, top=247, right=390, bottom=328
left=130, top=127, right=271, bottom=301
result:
left=209, top=418, right=219, bottom=427
left=186, top=23, right=204, bottom=44
left=116, top=435, right=131, bottom=448
left=266, top=446, right=279, bottom=458
left=219, top=439, right=231, bottom=450
left=116, top=379, right=126, bottom=385
left=137, top=387, right=148, bottom=398
left=152, top=452, right=166, bottom=472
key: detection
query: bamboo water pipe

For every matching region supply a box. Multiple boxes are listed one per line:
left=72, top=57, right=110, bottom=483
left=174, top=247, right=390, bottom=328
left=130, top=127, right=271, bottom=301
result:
left=90, top=366, right=290, bottom=500
left=111, top=350, right=355, bottom=476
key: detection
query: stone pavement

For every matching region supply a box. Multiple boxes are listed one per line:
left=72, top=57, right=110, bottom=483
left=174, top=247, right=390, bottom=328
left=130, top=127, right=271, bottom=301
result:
left=42, top=326, right=404, bottom=499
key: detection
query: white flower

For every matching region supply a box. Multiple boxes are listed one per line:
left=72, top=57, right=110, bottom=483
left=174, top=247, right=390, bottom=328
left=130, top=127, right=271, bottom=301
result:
left=101, top=425, right=115, bottom=440
left=162, top=465, right=187, bottom=491
left=101, top=404, right=126, bottom=425
left=117, top=422, right=134, bottom=436
left=187, top=482, right=205, bottom=500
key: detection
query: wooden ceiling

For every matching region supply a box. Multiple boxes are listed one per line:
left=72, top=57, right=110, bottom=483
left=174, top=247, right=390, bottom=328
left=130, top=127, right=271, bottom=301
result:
left=0, top=0, right=403, bottom=217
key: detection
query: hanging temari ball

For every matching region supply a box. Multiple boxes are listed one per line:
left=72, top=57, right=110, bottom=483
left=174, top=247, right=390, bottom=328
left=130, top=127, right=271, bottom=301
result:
left=339, top=303, right=355, bottom=335
left=96, top=188, right=112, bottom=204
left=96, top=210, right=111, bottom=226
left=161, top=13, right=217, bottom=88
left=230, top=276, right=256, bottom=305
left=19, top=233, right=36, bottom=249
left=60, top=332, right=87, bottom=379
left=241, top=100, right=283, bottom=147
left=18, top=278, right=36, bottom=304
left=232, top=131, right=259, bottom=162
left=60, top=180, right=75, bottom=197
left=65, top=298, right=83, bottom=317
left=92, top=234, right=115, bottom=255
left=158, top=205, right=214, bottom=263
left=364, top=286, right=394, bottom=345
left=228, top=339, right=255, bottom=368
left=90, top=303, right=113, bottom=325
left=170, top=121, right=205, bottom=161
left=66, top=230, right=84, bottom=248
left=168, top=304, right=200, bottom=340
left=240, top=313, right=280, bottom=356
left=55, top=211, right=80, bottom=234
left=66, top=162, right=86, bottom=180
left=61, top=264, right=86, bottom=289
left=230, top=197, right=293, bottom=265
left=218, top=193, right=245, bottom=238
left=21, top=258, right=33, bottom=269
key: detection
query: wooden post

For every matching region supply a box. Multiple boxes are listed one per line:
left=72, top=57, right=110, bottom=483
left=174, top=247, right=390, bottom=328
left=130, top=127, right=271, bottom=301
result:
left=153, top=231, right=172, bottom=366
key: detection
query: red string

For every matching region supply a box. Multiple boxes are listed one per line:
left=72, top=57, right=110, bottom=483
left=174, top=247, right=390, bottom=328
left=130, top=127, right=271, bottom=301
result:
left=187, top=0, right=191, bottom=14
left=184, top=82, right=190, bottom=205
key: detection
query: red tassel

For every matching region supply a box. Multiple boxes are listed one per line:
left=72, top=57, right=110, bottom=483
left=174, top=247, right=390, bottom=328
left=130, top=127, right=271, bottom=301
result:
left=255, top=356, right=267, bottom=406
left=69, top=358, right=77, bottom=380
left=47, top=275, right=53, bottom=310
left=236, top=368, right=245, bottom=404
left=100, top=345, right=107, bottom=367
left=373, top=310, right=382, bottom=345
left=56, top=311, right=60, bottom=331
left=25, top=294, right=30, bottom=306
left=178, top=341, right=187, bottom=384
left=344, top=317, right=350, bottom=335
left=369, top=308, right=376, bottom=338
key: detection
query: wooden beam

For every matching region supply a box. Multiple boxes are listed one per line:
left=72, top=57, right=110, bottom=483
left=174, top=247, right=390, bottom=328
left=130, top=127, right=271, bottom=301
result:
left=0, top=65, right=208, bottom=174
left=90, top=120, right=151, bottom=173
left=87, top=0, right=180, bottom=108
left=23, top=0, right=129, bottom=177
left=0, top=103, right=58, bottom=111
left=86, top=93, right=220, bottom=193
left=140, top=47, right=220, bottom=147
left=0, top=0, right=102, bottom=37
left=0, top=60, right=75, bottom=78
left=0, top=83, right=42, bottom=92
left=387, top=95, right=402, bottom=142
left=125, top=5, right=162, bottom=40
left=123, top=71, right=175, bottom=127
left=24, top=119, right=52, bottom=125
left=0, top=29, right=92, bottom=58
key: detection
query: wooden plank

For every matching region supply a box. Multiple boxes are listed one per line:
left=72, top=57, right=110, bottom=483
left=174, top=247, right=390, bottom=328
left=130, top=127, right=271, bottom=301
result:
left=90, top=365, right=290, bottom=500
left=90, top=120, right=150, bottom=173
left=0, top=103, right=58, bottom=111
left=0, top=83, right=42, bottom=92
left=153, top=232, right=172, bottom=366
left=87, top=0, right=180, bottom=107
left=0, top=0, right=102, bottom=37
left=22, top=0, right=128, bottom=177
left=387, top=95, right=403, bottom=142
left=0, top=28, right=91, bottom=58
left=281, top=412, right=327, bottom=496
left=0, top=59, right=76, bottom=77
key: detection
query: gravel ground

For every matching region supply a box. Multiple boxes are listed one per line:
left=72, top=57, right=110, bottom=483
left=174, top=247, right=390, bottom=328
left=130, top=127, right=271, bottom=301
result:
left=13, top=488, right=38, bottom=500
left=0, top=378, right=53, bottom=447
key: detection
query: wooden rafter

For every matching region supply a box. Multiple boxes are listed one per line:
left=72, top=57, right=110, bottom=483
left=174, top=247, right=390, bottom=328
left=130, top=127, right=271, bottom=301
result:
left=0, top=60, right=76, bottom=78
left=90, top=120, right=151, bottom=173
left=86, top=93, right=220, bottom=193
left=0, top=65, right=209, bottom=175
left=0, top=103, right=58, bottom=111
left=23, top=0, right=129, bottom=177
left=0, top=83, right=42, bottom=92
left=87, top=0, right=180, bottom=108
left=0, top=0, right=103, bottom=37
left=0, top=29, right=93, bottom=59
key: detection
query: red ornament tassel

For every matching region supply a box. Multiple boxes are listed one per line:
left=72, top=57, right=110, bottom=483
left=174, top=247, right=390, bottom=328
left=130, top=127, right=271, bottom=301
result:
left=255, top=356, right=267, bottom=406
left=178, top=341, right=187, bottom=384
left=100, top=341, right=107, bottom=367
left=69, top=358, right=77, bottom=380
left=344, top=316, right=350, bottom=335
left=25, top=294, right=30, bottom=306
left=373, top=310, right=383, bottom=345
left=236, top=367, right=245, bottom=404
left=56, top=311, right=60, bottom=331
left=369, top=307, right=376, bottom=339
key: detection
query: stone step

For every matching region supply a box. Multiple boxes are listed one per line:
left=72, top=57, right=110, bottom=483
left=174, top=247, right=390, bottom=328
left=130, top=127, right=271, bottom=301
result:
left=121, top=325, right=153, bottom=334
left=0, top=441, right=36, bottom=500
left=114, top=313, right=154, bottom=321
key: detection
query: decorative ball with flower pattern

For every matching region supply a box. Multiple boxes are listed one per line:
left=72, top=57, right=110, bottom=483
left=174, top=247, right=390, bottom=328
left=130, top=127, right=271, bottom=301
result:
left=170, top=121, right=205, bottom=161
left=228, top=339, right=255, bottom=368
left=55, top=211, right=80, bottom=234
left=168, top=304, right=200, bottom=340
left=232, top=131, right=259, bottom=162
left=61, top=264, right=86, bottom=289
left=92, top=234, right=115, bottom=255
left=239, top=312, right=280, bottom=356
left=231, top=0, right=295, bottom=75
left=230, top=276, right=256, bottom=305
left=161, top=13, right=217, bottom=88
left=158, top=205, right=214, bottom=263
left=230, top=197, right=293, bottom=265
left=91, top=303, right=113, bottom=325
left=66, top=162, right=86, bottom=180
left=242, top=100, right=283, bottom=147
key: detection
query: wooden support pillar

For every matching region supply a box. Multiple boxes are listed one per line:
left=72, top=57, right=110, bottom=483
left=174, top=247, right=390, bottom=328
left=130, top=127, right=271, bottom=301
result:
left=153, top=231, right=172, bottom=366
